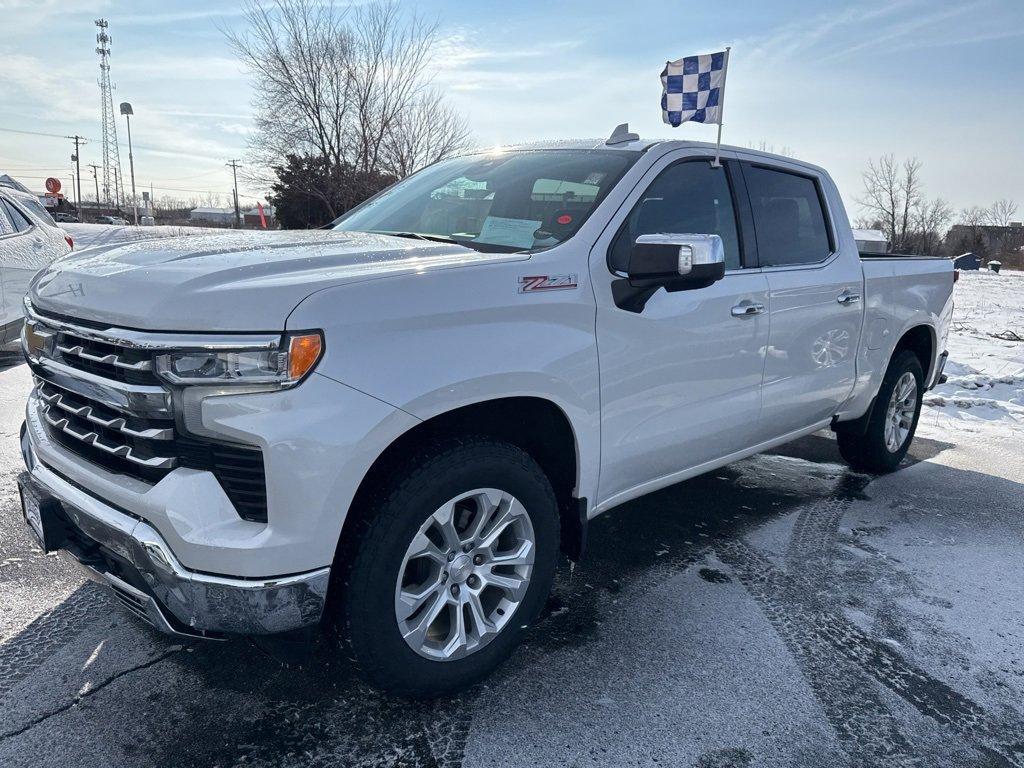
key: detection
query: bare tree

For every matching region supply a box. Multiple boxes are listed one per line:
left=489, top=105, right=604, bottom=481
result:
left=383, top=91, right=471, bottom=178
left=225, top=0, right=471, bottom=222
left=910, top=197, right=952, bottom=256
left=986, top=198, right=1018, bottom=227
left=747, top=141, right=794, bottom=157
left=957, top=205, right=988, bottom=227
left=858, top=155, right=923, bottom=252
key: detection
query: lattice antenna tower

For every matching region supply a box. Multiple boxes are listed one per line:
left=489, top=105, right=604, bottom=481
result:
left=95, top=19, right=125, bottom=208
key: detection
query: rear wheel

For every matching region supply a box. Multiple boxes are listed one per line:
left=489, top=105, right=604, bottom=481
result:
left=836, top=350, right=924, bottom=473
left=333, top=437, right=560, bottom=697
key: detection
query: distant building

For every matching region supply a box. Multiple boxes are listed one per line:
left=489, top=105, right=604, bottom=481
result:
left=852, top=228, right=888, bottom=254
left=243, top=205, right=277, bottom=228
left=946, top=222, right=1024, bottom=253
left=189, top=207, right=236, bottom=224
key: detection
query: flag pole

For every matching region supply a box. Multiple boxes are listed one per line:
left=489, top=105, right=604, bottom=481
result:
left=713, top=47, right=731, bottom=168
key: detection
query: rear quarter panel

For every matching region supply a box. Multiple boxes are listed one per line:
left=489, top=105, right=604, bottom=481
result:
left=838, top=257, right=953, bottom=420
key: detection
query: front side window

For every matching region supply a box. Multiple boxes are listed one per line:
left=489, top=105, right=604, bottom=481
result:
left=743, top=165, right=831, bottom=267
left=610, top=160, right=742, bottom=272
left=333, top=150, right=637, bottom=253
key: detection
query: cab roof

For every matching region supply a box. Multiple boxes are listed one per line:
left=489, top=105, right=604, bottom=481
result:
left=494, top=136, right=825, bottom=177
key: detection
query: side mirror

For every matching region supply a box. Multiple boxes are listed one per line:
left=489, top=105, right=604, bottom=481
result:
left=629, top=233, right=726, bottom=287
left=612, top=233, right=726, bottom=312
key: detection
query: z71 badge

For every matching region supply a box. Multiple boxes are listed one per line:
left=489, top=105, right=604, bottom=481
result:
left=518, top=274, right=579, bottom=293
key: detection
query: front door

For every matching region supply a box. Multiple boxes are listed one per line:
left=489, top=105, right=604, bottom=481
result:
left=591, top=151, right=770, bottom=509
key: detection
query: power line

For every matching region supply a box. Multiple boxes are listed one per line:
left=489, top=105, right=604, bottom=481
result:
left=0, top=126, right=96, bottom=141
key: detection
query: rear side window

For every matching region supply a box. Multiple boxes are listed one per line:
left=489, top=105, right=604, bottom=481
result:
left=744, top=165, right=831, bottom=267
left=2, top=200, right=34, bottom=232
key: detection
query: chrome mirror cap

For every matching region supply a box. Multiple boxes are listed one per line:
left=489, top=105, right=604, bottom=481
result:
left=634, top=233, right=725, bottom=276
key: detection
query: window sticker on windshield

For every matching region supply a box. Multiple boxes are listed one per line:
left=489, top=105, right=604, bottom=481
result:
left=583, top=172, right=606, bottom=186
left=477, top=216, right=542, bottom=248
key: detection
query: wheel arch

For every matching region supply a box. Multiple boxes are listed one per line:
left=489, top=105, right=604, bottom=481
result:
left=892, top=323, right=936, bottom=384
left=335, top=396, right=588, bottom=583
left=835, top=323, right=934, bottom=438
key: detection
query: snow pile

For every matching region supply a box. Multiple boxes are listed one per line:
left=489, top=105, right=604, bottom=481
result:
left=920, top=270, right=1024, bottom=436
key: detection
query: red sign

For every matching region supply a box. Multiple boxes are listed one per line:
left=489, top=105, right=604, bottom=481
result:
left=45, top=177, right=61, bottom=194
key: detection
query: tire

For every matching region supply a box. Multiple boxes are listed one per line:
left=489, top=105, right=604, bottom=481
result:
left=836, top=350, right=924, bottom=474
left=332, top=436, right=560, bottom=697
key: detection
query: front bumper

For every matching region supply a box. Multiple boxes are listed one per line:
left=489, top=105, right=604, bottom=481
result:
left=19, top=429, right=330, bottom=637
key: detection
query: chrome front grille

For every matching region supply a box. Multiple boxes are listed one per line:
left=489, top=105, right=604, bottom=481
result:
left=25, top=304, right=271, bottom=523
left=51, top=327, right=160, bottom=385
left=37, top=379, right=177, bottom=469
left=37, top=381, right=174, bottom=440
left=56, top=339, right=154, bottom=372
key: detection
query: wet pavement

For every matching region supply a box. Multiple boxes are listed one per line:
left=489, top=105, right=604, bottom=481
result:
left=1, top=355, right=1023, bottom=767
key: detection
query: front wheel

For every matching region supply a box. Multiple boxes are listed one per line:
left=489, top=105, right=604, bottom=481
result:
left=836, top=350, right=924, bottom=473
left=333, top=437, right=560, bottom=697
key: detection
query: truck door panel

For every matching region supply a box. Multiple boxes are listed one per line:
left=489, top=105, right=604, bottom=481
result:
left=740, top=161, right=863, bottom=435
left=590, top=152, right=769, bottom=505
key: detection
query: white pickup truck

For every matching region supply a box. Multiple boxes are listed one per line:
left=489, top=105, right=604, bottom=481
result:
left=17, top=133, right=954, bottom=696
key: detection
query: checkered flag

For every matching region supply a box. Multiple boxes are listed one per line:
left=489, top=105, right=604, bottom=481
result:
left=661, top=50, right=729, bottom=127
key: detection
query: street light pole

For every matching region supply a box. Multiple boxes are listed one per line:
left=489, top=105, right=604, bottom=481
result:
left=120, top=102, right=138, bottom=225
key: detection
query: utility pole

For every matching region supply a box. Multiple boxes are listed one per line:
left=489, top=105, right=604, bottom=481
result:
left=227, top=159, right=242, bottom=228
left=67, top=135, right=86, bottom=213
left=88, top=164, right=101, bottom=217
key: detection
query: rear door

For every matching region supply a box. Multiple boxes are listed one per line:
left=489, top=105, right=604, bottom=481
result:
left=591, top=150, right=770, bottom=507
left=738, top=159, right=863, bottom=435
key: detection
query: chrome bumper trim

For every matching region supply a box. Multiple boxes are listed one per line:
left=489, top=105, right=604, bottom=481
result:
left=20, top=434, right=329, bottom=636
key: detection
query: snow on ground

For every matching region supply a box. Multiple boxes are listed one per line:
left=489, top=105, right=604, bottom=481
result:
left=62, top=222, right=229, bottom=250
left=918, top=269, right=1024, bottom=439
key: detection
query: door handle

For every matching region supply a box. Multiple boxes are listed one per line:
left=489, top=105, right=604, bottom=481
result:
left=837, top=291, right=861, bottom=305
left=731, top=302, right=765, bottom=317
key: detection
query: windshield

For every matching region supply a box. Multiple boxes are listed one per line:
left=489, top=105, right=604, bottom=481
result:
left=332, top=150, right=637, bottom=253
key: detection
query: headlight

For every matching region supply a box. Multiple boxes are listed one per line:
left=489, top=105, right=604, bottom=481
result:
left=154, top=332, right=323, bottom=388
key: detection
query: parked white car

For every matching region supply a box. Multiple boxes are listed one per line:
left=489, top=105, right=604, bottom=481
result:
left=0, top=187, right=72, bottom=348
left=17, top=134, right=953, bottom=695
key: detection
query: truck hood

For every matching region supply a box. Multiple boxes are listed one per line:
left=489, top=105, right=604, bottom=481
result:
left=30, top=230, right=524, bottom=331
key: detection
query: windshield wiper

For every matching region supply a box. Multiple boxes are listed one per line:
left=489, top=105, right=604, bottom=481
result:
left=369, top=230, right=455, bottom=244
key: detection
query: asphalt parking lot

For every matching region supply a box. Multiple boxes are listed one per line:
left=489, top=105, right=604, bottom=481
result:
left=2, top=356, right=1024, bottom=767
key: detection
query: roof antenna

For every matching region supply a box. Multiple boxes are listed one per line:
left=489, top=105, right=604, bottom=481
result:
left=605, top=123, right=639, bottom=146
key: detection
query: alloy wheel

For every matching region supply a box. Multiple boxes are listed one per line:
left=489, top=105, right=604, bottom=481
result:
left=884, top=371, right=918, bottom=452
left=394, top=488, right=535, bottom=661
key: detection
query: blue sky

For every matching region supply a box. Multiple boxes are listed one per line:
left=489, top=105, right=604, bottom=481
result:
left=1, top=0, right=1021, bottom=213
